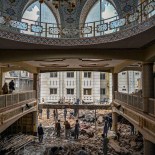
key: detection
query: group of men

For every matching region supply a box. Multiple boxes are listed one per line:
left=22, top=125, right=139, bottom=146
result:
left=37, top=119, right=80, bottom=143
left=38, top=118, right=110, bottom=155
left=2, top=80, right=15, bottom=94
left=55, top=119, right=80, bottom=139
left=38, top=109, right=112, bottom=155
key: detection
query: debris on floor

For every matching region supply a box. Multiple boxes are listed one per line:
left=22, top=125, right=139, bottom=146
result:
left=0, top=109, right=144, bottom=155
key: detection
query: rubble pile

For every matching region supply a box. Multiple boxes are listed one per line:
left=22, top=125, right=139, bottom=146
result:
left=18, top=110, right=114, bottom=155
left=0, top=133, right=34, bottom=154
left=0, top=110, right=144, bottom=155
left=20, top=135, right=112, bottom=155
left=109, top=123, right=144, bottom=155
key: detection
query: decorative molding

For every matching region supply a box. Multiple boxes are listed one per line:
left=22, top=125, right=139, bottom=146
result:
left=0, top=15, right=155, bottom=47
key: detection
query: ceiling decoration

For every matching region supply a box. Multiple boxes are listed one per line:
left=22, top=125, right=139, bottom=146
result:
left=40, top=63, right=69, bottom=67
left=80, top=59, right=112, bottom=62
left=35, top=59, right=65, bottom=62
left=129, top=64, right=142, bottom=67
left=39, top=0, right=82, bottom=12
left=79, top=64, right=109, bottom=67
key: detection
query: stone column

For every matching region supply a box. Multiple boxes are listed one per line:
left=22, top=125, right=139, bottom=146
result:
left=144, top=139, right=155, bottom=155
left=33, top=73, right=38, bottom=99
left=33, top=74, right=39, bottom=136
left=33, top=111, right=38, bottom=136
left=142, top=63, right=154, bottom=113
left=95, top=109, right=97, bottom=131
left=0, top=68, right=3, bottom=95
left=112, top=73, right=118, bottom=132
left=112, top=73, right=118, bottom=100
left=112, top=111, right=118, bottom=132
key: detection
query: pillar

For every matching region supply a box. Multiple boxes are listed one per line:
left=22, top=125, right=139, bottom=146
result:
left=112, top=73, right=118, bottom=132
left=33, top=73, right=38, bottom=99
left=112, top=112, right=118, bottom=132
left=144, top=139, right=155, bottom=155
left=95, top=109, right=97, bottom=131
left=112, top=73, right=118, bottom=100
left=33, top=111, right=38, bottom=136
left=0, top=68, right=3, bottom=95
left=142, top=63, right=154, bottom=113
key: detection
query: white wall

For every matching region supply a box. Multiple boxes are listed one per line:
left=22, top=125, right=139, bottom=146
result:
left=40, top=71, right=111, bottom=103
left=118, top=71, right=142, bottom=94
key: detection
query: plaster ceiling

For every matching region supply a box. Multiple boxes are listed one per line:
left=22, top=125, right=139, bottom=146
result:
left=24, top=58, right=124, bottom=72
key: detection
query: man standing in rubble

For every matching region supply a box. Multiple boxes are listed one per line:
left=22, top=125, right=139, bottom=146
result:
left=38, top=123, right=44, bottom=143
left=55, top=120, right=61, bottom=137
left=102, top=134, right=109, bottom=155
left=103, top=120, right=108, bottom=137
left=64, top=120, right=71, bottom=139
left=74, top=120, right=80, bottom=139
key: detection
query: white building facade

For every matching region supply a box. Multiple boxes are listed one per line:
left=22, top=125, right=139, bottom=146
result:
left=40, top=71, right=142, bottom=104
left=118, top=71, right=142, bottom=94
left=40, top=71, right=111, bottom=103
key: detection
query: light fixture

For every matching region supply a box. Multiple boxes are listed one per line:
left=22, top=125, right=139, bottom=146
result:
left=39, top=0, right=82, bottom=12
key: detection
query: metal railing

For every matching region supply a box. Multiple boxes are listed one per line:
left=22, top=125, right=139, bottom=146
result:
left=114, top=91, right=143, bottom=111
left=0, top=0, right=154, bottom=38
left=0, top=91, right=36, bottom=109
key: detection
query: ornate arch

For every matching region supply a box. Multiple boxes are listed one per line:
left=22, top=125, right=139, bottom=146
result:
left=80, top=0, right=122, bottom=25
left=21, top=0, right=60, bottom=25
left=79, top=0, right=140, bottom=25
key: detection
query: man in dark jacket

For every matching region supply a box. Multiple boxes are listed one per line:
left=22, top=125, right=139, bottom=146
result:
left=55, top=120, right=61, bottom=137
left=9, top=80, right=15, bottom=93
left=38, top=123, right=44, bottom=143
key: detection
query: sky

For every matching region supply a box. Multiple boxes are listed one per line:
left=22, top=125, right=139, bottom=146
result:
left=86, top=0, right=117, bottom=23
left=22, top=1, right=56, bottom=23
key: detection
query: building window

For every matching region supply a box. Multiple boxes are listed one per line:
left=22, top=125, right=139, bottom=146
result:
left=100, top=73, right=105, bottom=80
left=67, top=89, right=74, bottom=95
left=67, top=72, right=74, bottom=78
left=122, top=72, right=126, bottom=75
left=84, top=89, right=92, bottom=95
left=50, top=72, right=57, bottom=77
left=122, top=89, right=126, bottom=91
left=50, top=88, right=57, bottom=94
left=101, top=88, right=106, bottom=95
left=84, top=72, right=91, bottom=78
left=135, top=72, right=139, bottom=75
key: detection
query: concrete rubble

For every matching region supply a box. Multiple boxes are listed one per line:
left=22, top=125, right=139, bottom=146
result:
left=0, top=109, right=144, bottom=155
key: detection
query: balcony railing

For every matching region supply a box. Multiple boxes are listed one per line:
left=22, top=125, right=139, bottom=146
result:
left=0, top=0, right=154, bottom=38
left=114, top=91, right=143, bottom=111
left=0, top=91, right=36, bottom=109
